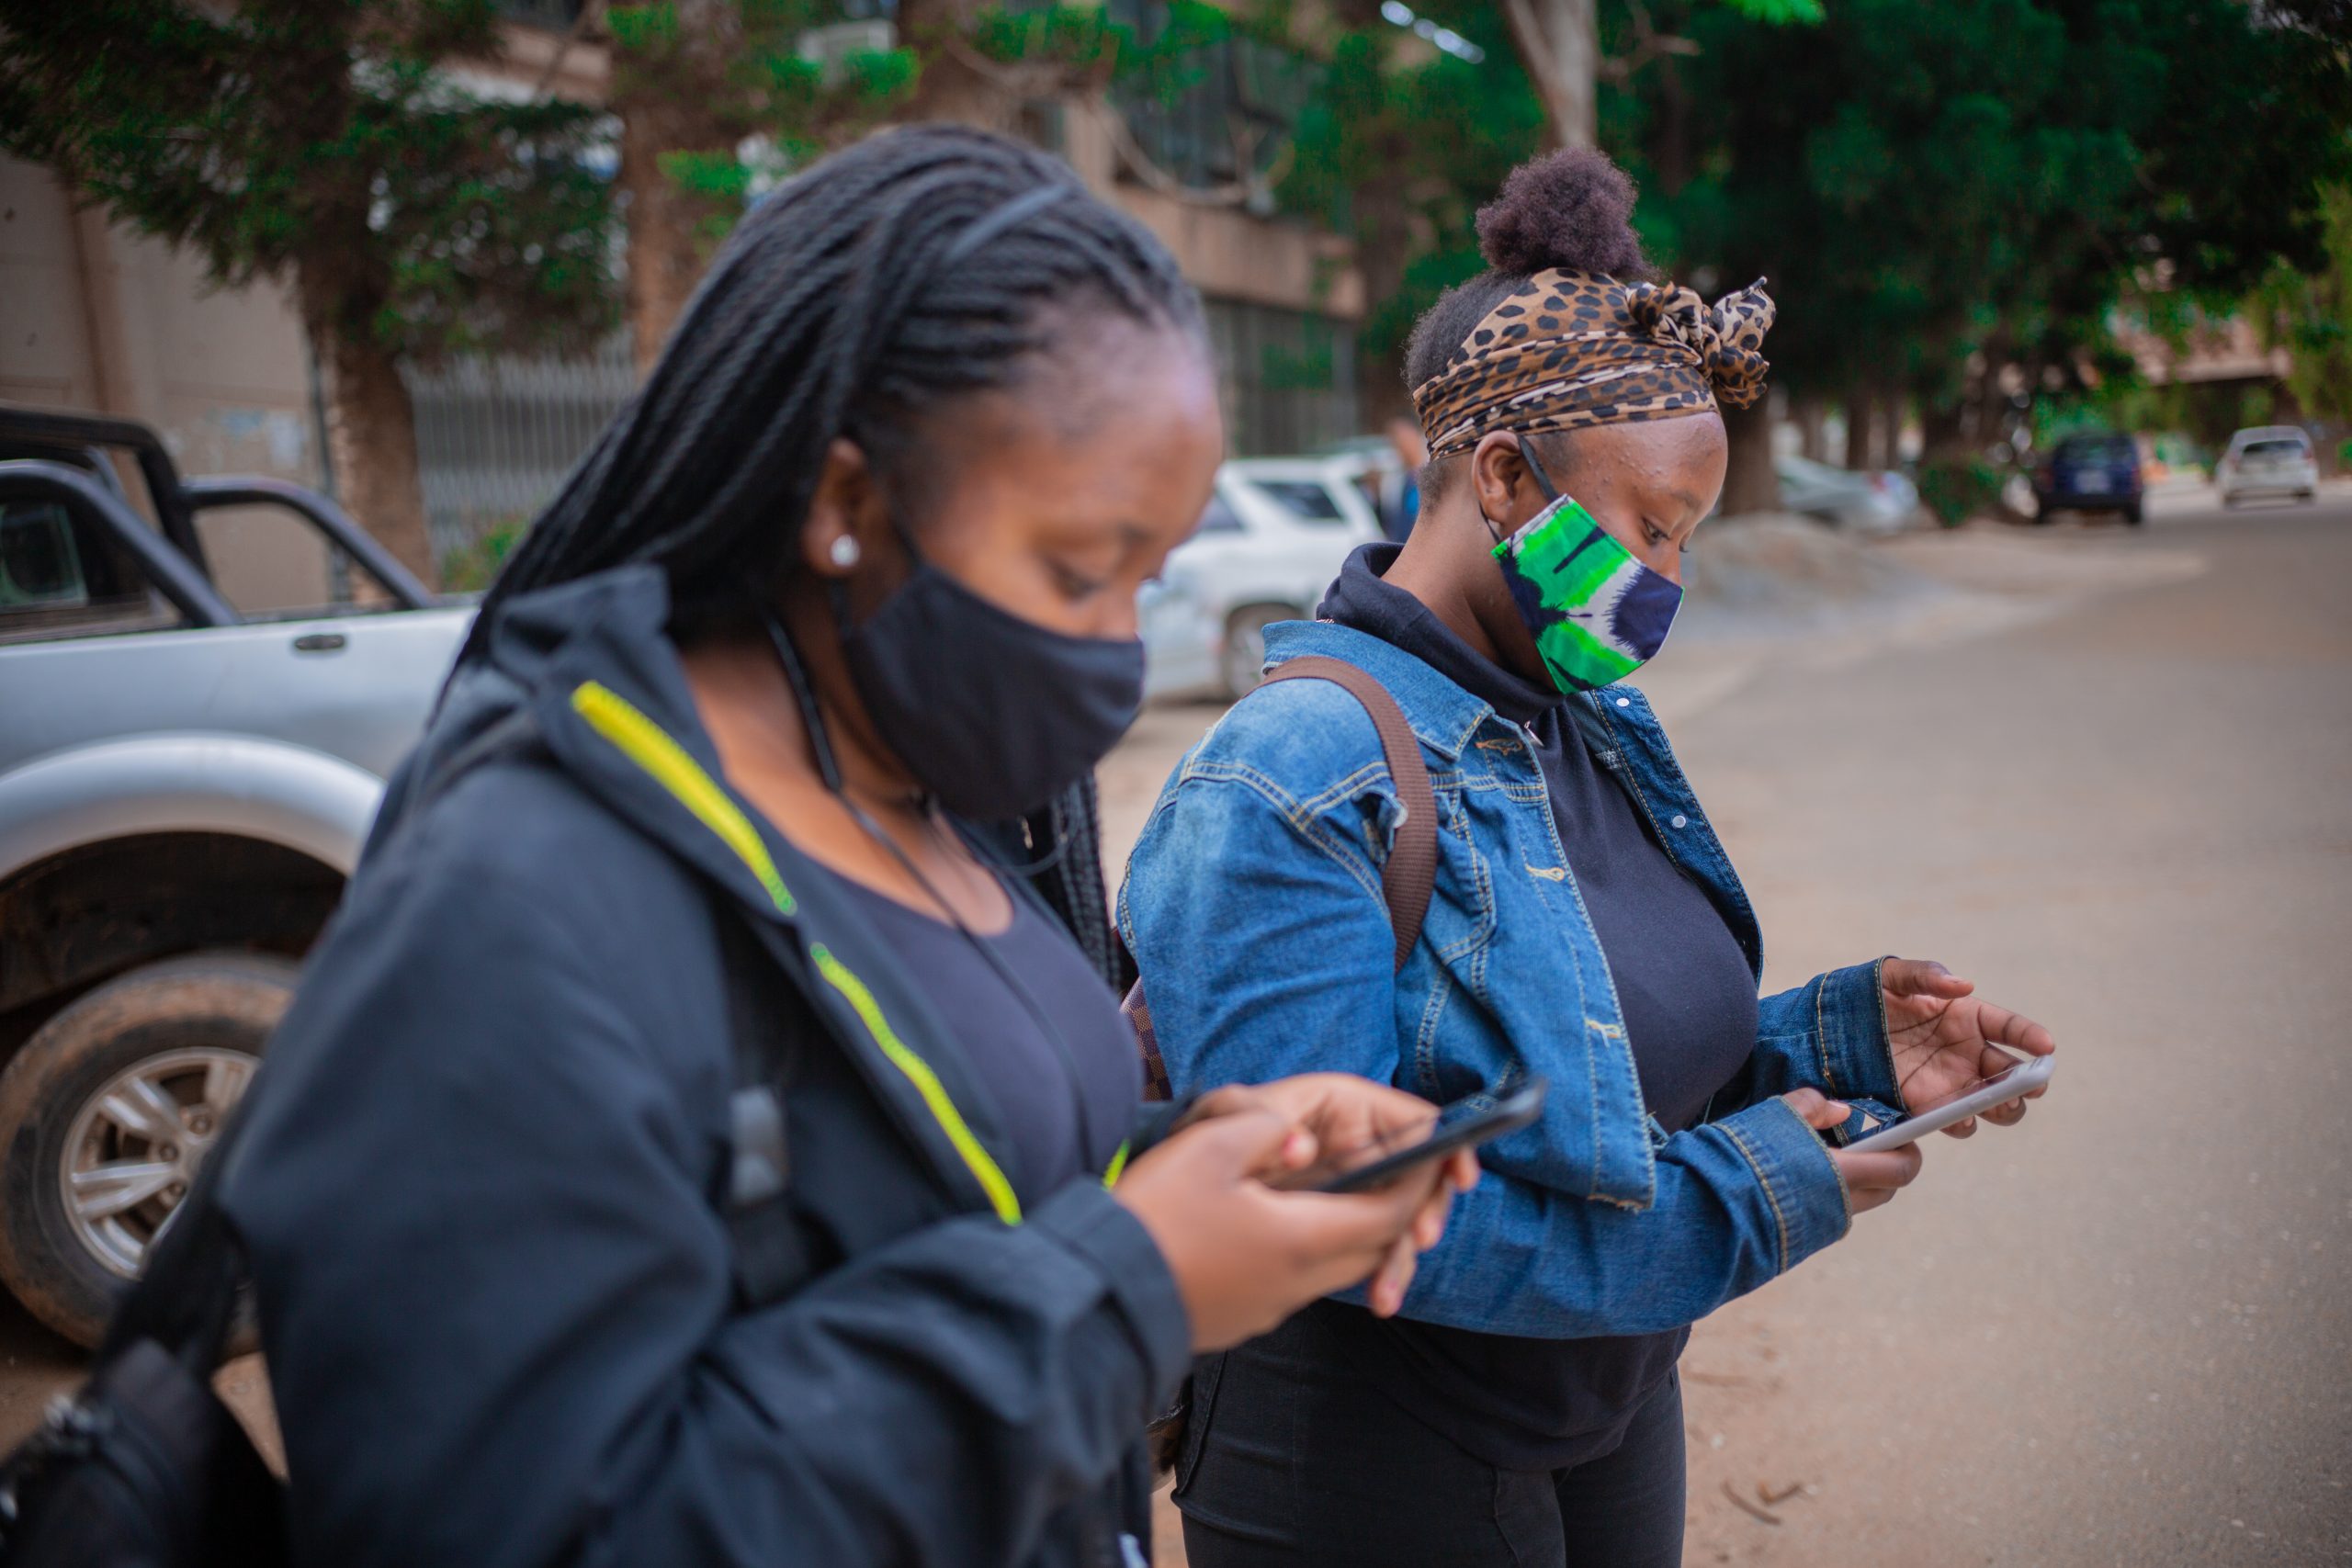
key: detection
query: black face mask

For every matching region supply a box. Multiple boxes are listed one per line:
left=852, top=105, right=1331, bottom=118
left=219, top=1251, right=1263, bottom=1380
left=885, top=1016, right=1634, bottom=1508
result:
left=833, top=538, right=1144, bottom=822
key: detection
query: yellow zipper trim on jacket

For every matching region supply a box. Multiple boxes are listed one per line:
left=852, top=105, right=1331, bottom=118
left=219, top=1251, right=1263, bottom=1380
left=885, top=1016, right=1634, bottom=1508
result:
left=811, top=944, right=1023, bottom=1225
left=1102, top=1141, right=1131, bottom=1188
left=571, top=680, right=1023, bottom=1225
left=571, top=682, right=796, bottom=915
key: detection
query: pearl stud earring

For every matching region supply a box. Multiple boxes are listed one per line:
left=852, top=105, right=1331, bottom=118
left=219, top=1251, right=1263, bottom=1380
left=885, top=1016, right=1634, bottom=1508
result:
left=829, top=535, right=862, bottom=569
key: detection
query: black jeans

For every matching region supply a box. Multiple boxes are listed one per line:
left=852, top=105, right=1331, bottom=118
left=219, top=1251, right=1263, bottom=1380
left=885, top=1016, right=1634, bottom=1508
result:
left=1176, top=1315, right=1687, bottom=1568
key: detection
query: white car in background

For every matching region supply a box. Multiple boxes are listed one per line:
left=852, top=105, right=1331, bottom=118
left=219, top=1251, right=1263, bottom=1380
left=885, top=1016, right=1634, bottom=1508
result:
left=1775, top=454, right=1920, bottom=533
left=1142, top=458, right=1383, bottom=700
left=2217, top=426, right=2318, bottom=507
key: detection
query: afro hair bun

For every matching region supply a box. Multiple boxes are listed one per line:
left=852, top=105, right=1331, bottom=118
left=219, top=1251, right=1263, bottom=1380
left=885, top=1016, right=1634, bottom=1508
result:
left=1475, top=147, right=1649, bottom=280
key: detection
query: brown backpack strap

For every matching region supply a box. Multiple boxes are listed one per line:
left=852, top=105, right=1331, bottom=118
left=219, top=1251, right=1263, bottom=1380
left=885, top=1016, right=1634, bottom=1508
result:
left=1121, top=654, right=1440, bottom=1101
left=1259, top=655, right=1438, bottom=970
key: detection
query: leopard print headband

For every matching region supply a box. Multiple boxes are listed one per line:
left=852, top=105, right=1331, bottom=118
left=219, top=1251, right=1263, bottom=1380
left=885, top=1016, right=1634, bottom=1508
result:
left=1412, top=268, right=1775, bottom=459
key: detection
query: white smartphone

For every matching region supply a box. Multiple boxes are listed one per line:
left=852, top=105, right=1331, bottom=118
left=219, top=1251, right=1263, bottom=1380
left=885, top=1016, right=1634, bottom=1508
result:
left=1842, top=1054, right=2056, bottom=1153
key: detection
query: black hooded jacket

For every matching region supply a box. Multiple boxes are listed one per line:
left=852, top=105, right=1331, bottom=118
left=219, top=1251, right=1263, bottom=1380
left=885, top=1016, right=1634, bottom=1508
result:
left=217, top=566, right=1191, bottom=1568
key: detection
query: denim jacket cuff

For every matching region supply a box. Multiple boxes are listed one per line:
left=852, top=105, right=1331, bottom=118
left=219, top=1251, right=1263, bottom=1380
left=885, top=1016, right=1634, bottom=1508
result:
left=1718, top=1096, right=1851, bottom=1273
left=1029, top=1183, right=1193, bottom=1408
left=1815, top=958, right=1903, bottom=1111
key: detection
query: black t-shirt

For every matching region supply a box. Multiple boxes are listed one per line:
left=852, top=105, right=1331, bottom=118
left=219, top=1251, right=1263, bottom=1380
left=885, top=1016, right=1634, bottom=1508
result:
left=1312, top=543, right=1760, bottom=1471
left=832, top=873, right=1139, bottom=1202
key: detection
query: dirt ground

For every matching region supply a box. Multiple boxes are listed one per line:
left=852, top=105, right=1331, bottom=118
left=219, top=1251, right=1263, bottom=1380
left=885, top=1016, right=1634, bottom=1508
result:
left=3, top=489, right=2344, bottom=1565
left=1117, top=491, right=2352, bottom=1566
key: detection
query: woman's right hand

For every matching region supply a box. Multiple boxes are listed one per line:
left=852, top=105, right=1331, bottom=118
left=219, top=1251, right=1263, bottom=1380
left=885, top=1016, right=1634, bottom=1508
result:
left=1114, top=1107, right=1461, bottom=1352
left=1784, top=1088, right=1925, bottom=1216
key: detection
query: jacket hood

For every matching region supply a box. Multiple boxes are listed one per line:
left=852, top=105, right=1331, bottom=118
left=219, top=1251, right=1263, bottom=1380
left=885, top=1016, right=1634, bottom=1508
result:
left=380, top=566, right=798, bottom=928
left=374, top=566, right=1104, bottom=1228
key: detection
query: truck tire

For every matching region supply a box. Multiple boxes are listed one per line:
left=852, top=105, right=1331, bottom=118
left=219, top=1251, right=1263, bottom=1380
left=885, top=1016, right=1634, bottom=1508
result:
left=0, top=951, right=293, bottom=1348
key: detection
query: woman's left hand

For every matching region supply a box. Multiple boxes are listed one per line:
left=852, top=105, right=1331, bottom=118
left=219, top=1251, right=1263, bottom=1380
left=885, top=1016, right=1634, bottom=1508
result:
left=1881, top=958, right=2056, bottom=1138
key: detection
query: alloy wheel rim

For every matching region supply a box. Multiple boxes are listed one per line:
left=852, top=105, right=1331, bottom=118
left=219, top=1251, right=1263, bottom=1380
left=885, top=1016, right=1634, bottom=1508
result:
left=59, top=1048, right=255, bottom=1279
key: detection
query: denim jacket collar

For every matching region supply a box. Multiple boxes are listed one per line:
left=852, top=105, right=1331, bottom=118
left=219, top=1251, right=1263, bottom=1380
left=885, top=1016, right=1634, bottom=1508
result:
left=1263, top=619, right=1502, bottom=763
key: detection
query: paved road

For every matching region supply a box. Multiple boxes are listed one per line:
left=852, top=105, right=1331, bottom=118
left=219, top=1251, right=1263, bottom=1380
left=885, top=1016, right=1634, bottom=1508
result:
left=1669, top=496, right=2351, bottom=1566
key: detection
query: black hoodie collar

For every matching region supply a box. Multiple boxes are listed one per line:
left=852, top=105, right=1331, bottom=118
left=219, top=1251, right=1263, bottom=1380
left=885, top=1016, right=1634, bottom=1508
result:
left=425, top=566, right=1037, bottom=1224
left=1317, top=543, right=1561, bottom=728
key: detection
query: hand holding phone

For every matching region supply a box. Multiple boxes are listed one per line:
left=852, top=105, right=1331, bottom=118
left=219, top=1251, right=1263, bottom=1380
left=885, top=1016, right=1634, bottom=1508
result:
left=1843, top=1053, right=2056, bottom=1154
left=1282, top=1077, right=1546, bottom=1194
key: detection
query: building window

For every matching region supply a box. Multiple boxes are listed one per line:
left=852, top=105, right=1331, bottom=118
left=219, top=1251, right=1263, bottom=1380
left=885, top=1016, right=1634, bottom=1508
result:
left=1106, top=1, right=1314, bottom=193
left=1205, top=299, right=1358, bottom=457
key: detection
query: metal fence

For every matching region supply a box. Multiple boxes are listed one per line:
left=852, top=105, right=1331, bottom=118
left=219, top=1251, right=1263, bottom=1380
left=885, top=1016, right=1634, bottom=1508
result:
left=1208, top=299, right=1360, bottom=457
left=406, top=301, right=1358, bottom=565
left=402, top=333, right=636, bottom=562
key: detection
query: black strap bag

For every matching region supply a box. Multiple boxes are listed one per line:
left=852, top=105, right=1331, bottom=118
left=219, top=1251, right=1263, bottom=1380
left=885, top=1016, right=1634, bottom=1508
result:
left=0, top=1122, right=288, bottom=1567
left=0, top=711, right=810, bottom=1566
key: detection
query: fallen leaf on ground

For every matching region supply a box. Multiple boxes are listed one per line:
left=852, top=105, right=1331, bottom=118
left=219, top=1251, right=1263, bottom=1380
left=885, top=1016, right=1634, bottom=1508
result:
left=1723, top=1481, right=1781, bottom=1526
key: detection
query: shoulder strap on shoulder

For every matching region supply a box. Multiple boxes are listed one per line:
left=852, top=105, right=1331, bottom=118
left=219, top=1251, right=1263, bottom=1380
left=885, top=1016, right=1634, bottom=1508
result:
left=1259, top=655, right=1438, bottom=969
left=1119, top=655, right=1438, bottom=1100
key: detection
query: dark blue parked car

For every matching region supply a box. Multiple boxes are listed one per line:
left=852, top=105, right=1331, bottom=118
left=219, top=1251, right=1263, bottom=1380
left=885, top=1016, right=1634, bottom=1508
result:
left=2033, top=431, right=2144, bottom=525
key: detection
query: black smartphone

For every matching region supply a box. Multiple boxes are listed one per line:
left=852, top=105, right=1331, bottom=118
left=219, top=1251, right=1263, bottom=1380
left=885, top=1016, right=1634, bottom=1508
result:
left=1300, top=1077, right=1546, bottom=1195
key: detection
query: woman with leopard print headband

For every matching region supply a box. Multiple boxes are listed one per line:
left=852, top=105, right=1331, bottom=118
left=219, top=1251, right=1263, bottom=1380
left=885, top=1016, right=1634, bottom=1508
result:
left=1123, top=145, right=2055, bottom=1568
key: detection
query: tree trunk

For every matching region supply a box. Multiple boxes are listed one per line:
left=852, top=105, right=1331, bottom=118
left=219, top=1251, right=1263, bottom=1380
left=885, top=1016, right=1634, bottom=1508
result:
left=318, top=324, right=435, bottom=591
left=616, top=97, right=733, bottom=375
left=1793, top=392, right=1826, bottom=462
left=1352, top=171, right=1417, bottom=427
left=612, top=0, right=742, bottom=376
left=1881, top=390, right=1906, bottom=465
left=1843, top=384, right=1877, bottom=469
left=1501, top=0, right=1599, bottom=148
left=1919, top=396, right=1966, bottom=464
left=1717, top=395, right=1779, bottom=516
left=1652, top=56, right=1691, bottom=192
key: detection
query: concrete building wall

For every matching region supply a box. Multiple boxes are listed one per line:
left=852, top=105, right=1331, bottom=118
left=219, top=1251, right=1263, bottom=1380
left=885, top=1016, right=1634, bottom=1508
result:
left=0, top=153, right=334, bottom=614
left=5, top=23, right=1367, bottom=578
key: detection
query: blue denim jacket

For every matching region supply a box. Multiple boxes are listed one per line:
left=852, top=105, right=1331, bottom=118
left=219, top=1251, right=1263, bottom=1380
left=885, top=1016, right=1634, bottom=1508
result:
left=1119, top=619, right=1905, bottom=1338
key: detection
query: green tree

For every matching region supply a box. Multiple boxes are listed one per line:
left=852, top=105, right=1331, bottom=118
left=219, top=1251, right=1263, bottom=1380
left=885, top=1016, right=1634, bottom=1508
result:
left=1273, top=2, right=1544, bottom=422
left=2254, top=175, right=2352, bottom=427
left=1627, top=0, right=2352, bottom=513
left=603, top=0, right=916, bottom=372
left=0, top=0, right=619, bottom=585
left=1503, top=0, right=1821, bottom=150
left=601, top=1, right=1211, bottom=367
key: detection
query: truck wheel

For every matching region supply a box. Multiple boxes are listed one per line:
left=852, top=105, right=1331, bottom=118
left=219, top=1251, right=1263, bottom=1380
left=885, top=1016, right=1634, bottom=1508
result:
left=2123, top=501, right=2144, bottom=525
left=1221, top=604, right=1297, bottom=699
left=0, top=951, right=292, bottom=1347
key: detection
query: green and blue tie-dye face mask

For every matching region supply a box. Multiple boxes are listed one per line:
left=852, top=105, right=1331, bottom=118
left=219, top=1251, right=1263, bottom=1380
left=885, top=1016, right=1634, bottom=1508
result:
left=1487, top=443, right=1683, bottom=694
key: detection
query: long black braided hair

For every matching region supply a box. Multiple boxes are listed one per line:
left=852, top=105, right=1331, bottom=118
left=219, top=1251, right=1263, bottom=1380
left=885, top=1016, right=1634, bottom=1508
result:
left=461, top=122, right=1204, bottom=662
left=462, top=124, right=1201, bottom=987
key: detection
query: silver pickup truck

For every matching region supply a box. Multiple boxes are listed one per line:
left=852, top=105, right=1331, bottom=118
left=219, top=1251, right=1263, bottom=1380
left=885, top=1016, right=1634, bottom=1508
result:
left=0, top=406, right=470, bottom=1346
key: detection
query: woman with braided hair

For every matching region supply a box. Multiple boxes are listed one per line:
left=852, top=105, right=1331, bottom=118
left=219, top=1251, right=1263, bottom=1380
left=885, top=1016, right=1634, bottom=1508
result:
left=214, top=125, right=1470, bottom=1568
left=1123, top=147, right=2055, bottom=1566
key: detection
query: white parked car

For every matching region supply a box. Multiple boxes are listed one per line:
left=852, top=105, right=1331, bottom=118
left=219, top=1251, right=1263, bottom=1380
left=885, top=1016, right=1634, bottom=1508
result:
left=1223, top=455, right=1388, bottom=539
left=1142, top=459, right=1383, bottom=700
left=2218, top=426, right=2318, bottom=507
left=1774, top=454, right=1919, bottom=533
